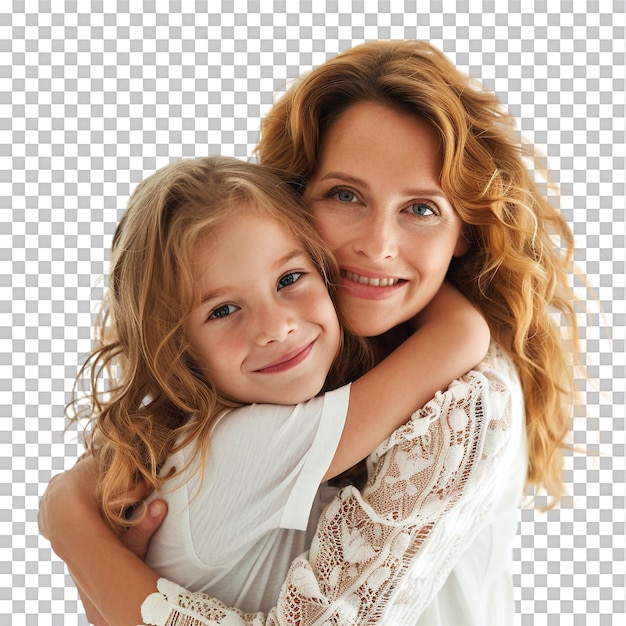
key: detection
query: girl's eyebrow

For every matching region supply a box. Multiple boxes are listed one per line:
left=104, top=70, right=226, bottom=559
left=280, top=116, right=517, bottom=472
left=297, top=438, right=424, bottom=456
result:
left=275, top=248, right=309, bottom=268
left=198, top=248, right=310, bottom=306
left=317, top=171, right=446, bottom=198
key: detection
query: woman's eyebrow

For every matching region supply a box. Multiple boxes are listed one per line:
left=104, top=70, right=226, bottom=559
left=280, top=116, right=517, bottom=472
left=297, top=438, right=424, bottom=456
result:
left=317, top=172, right=370, bottom=188
left=317, top=171, right=446, bottom=198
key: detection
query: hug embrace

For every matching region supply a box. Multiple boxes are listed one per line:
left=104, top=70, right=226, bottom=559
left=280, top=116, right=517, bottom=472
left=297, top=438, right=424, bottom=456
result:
left=39, top=40, right=581, bottom=626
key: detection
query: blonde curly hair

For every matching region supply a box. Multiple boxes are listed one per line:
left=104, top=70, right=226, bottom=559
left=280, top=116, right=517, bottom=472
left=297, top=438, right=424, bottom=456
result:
left=256, top=40, right=581, bottom=507
left=68, top=156, right=375, bottom=528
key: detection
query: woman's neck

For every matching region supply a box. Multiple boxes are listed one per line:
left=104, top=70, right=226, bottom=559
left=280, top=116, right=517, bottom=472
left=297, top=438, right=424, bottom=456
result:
left=372, top=322, right=414, bottom=355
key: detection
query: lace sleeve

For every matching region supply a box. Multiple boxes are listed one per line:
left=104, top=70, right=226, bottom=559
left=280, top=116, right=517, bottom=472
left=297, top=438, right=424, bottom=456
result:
left=141, top=347, right=522, bottom=626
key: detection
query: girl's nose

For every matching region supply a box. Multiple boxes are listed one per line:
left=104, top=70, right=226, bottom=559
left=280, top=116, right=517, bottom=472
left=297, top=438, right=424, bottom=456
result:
left=253, top=303, right=297, bottom=346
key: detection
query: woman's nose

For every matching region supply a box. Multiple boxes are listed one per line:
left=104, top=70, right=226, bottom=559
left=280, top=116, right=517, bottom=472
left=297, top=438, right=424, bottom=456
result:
left=352, top=211, right=398, bottom=262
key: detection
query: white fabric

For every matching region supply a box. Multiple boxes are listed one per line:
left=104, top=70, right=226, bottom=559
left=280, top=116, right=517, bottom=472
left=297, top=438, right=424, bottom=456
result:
left=141, top=342, right=527, bottom=626
left=145, top=385, right=350, bottom=614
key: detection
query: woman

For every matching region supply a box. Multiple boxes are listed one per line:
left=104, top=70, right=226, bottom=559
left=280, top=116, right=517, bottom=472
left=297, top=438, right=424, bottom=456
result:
left=39, top=40, right=579, bottom=625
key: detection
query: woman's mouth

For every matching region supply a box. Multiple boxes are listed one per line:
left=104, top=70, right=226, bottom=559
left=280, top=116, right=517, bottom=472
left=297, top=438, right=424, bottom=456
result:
left=342, top=269, right=402, bottom=287
left=340, top=269, right=405, bottom=299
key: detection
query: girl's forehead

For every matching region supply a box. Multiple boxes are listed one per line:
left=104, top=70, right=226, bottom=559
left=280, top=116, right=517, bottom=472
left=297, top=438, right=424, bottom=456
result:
left=214, top=206, right=301, bottom=237
left=194, top=210, right=305, bottom=257
left=190, top=212, right=318, bottom=294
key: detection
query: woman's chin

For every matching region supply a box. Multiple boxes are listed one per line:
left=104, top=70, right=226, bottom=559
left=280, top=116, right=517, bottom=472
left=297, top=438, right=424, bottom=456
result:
left=341, top=309, right=404, bottom=338
left=337, top=288, right=419, bottom=338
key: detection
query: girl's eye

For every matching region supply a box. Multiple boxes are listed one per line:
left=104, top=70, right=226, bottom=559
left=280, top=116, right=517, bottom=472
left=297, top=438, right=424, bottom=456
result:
left=407, top=202, right=437, bottom=217
left=330, top=188, right=357, bottom=203
left=278, top=271, right=303, bottom=289
left=208, top=303, right=239, bottom=320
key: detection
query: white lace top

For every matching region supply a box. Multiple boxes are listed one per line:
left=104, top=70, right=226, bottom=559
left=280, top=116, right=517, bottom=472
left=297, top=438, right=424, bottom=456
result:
left=140, top=342, right=527, bottom=626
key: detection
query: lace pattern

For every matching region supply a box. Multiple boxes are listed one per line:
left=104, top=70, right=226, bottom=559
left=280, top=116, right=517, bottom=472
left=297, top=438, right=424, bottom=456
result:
left=141, top=343, right=521, bottom=626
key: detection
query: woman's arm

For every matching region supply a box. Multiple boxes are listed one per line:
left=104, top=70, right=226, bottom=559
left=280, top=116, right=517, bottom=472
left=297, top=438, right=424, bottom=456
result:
left=65, top=500, right=168, bottom=626
left=323, top=280, right=490, bottom=480
left=39, top=456, right=161, bottom=626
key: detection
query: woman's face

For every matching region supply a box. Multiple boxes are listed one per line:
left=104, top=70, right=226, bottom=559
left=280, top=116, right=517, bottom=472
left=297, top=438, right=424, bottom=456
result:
left=303, top=102, right=468, bottom=337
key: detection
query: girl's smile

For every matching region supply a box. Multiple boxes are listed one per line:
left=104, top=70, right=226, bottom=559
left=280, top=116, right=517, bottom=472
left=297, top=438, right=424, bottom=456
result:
left=253, top=340, right=316, bottom=374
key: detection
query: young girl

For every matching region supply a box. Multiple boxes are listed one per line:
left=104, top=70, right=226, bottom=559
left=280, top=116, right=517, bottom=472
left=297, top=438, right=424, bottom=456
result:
left=58, top=154, right=489, bottom=622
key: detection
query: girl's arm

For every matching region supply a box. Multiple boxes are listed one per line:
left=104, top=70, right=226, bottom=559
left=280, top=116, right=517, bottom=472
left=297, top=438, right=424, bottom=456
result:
left=323, top=280, right=489, bottom=480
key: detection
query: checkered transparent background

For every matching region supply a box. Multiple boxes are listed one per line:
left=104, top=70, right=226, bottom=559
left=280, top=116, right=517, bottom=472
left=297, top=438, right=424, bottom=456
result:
left=1, top=1, right=624, bottom=624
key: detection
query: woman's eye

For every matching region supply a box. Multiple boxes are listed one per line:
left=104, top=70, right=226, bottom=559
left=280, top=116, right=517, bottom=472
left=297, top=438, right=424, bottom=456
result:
left=407, top=202, right=437, bottom=217
left=333, top=188, right=357, bottom=203
left=208, top=303, right=239, bottom=319
left=278, top=271, right=303, bottom=289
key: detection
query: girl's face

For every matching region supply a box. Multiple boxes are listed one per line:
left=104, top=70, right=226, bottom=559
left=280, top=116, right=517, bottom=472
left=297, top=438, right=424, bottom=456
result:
left=184, top=212, right=341, bottom=405
left=303, top=102, right=468, bottom=337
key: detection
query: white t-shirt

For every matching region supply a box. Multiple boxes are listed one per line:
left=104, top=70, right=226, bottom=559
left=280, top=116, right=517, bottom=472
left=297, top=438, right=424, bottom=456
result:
left=145, top=384, right=350, bottom=613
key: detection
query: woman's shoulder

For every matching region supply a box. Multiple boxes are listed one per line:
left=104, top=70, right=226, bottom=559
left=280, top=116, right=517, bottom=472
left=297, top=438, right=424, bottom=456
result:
left=474, top=340, right=519, bottom=381
left=467, top=340, right=524, bottom=408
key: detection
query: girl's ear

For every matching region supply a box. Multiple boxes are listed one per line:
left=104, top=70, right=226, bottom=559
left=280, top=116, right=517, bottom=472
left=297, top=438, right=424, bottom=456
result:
left=453, top=228, right=471, bottom=258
